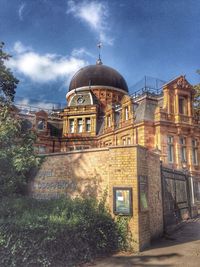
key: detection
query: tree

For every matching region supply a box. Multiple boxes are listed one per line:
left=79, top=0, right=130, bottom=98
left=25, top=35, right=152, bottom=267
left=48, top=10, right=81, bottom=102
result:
left=0, top=42, right=18, bottom=102
left=0, top=43, right=40, bottom=197
left=194, top=70, right=200, bottom=114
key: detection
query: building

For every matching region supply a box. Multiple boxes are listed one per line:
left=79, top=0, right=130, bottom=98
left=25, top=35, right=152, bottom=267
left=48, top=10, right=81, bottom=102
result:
left=60, top=58, right=199, bottom=214
left=20, top=56, right=200, bottom=250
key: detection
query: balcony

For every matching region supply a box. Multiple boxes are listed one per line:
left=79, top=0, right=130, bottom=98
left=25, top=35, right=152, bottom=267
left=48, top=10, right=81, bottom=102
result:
left=175, top=114, right=192, bottom=124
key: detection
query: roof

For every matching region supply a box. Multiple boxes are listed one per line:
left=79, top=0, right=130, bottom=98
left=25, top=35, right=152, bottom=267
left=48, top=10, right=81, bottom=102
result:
left=69, top=64, right=129, bottom=92
left=135, top=97, right=158, bottom=123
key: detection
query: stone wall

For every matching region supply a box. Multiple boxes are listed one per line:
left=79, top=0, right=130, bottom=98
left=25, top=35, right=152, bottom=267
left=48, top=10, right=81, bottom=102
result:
left=30, top=145, right=163, bottom=251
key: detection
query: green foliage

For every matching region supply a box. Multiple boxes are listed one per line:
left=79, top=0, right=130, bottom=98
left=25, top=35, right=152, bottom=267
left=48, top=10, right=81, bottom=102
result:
left=0, top=42, right=18, bottom=102
left=193, top=70, right=200, bottom=114
left=0, top=197, right=130, bottom=267
left=194, top=87, right=200, bottom=113
left=115, top=216, right=134, bottom=251
left=0, top=104, right=40, bottom=197
left=0, top=41, right=38, bottom=197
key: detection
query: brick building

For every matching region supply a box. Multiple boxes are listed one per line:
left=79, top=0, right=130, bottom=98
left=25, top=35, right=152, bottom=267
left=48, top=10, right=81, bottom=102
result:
left=60, top=59, right=200, bottom=213
left=22, top=57, right=200, bottom=249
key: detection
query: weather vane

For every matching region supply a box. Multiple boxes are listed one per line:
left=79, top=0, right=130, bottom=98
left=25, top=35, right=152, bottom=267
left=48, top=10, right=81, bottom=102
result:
left=96, top=41, right=103, bottom=65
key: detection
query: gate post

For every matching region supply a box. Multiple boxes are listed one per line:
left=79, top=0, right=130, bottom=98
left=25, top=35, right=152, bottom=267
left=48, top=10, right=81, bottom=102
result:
left=181, top=162, right=192, bottom=218
left=160, top=161, right=166, bottom=234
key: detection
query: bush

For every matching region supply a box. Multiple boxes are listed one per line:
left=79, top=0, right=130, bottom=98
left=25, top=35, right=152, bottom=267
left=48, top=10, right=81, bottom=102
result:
left=0, top=197, right=129, bottom=267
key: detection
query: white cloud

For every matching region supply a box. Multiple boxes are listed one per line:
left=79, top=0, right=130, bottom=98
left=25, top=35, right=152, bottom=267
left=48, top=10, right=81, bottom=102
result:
left=18, top=3, right=26, bottom=21
left=13, top=41, right=32, bottom=54
left=71, top=47, right=95, bottom=58
left=8, top=42, right=87, bottom=83
left=15, top=98, right=56, bottom=111
left=67, top=0, right=113, bottom=45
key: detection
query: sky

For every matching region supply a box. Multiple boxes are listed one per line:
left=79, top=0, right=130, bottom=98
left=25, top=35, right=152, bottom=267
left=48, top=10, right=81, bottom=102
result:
left=1, top=0, right=200, bottom=108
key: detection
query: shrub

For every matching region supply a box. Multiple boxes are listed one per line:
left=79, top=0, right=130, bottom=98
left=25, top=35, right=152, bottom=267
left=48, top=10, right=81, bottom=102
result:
left=0, top=197, right=129, bottom=267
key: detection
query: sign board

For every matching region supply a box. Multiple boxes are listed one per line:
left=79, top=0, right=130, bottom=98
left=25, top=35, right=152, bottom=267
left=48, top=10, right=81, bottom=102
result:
left=113, top=187, right=132, bottom=215
left=139, top=176, right=148, bottom=211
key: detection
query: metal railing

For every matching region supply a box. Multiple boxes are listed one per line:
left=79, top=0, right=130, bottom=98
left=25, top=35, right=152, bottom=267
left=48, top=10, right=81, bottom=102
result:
left=129, top=76, right=165, bottom=99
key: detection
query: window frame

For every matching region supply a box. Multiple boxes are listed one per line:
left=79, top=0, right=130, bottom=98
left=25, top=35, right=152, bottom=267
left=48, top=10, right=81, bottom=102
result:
left=192, top=139, right=198, bottom=165
left=167, top=136, right=174, bottom=163
left=69, top=119, right=74, bottom=133
left=180, top=137, right=187, bottom=163
left=77, top=118, right=83, bottom=133
left=86, top=118, right=91, bottom=132
left=37, top=119, right=46, bottom=131
left=107, top=115, right=111, bottom=127
left=178, top=96, right=187, bottom=115
left=125, top=106, right=129, bottom=120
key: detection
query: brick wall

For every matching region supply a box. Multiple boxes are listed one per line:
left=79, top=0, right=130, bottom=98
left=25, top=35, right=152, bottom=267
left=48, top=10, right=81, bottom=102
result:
left=30, top=145, right=163, bottom=251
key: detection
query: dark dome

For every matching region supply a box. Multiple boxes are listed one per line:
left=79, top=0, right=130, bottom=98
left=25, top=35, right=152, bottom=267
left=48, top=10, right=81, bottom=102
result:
left=69, top=64, right=128, bottom=92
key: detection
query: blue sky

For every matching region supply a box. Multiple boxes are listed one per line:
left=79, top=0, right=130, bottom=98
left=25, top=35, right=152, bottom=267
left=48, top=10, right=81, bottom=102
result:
left=1, top=0, right=200, bottom=108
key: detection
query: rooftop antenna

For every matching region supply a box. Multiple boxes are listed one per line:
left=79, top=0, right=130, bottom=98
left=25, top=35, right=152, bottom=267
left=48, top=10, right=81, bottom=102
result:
left=96, top=41, right=103, bottom=65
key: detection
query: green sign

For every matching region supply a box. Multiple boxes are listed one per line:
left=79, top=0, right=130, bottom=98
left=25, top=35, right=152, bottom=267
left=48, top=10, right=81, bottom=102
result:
left=139, top=176, right=148, bottom=211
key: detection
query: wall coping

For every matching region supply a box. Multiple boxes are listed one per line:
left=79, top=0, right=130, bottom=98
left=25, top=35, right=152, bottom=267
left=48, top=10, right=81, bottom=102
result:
left=39, top=144, right=147, bottom=157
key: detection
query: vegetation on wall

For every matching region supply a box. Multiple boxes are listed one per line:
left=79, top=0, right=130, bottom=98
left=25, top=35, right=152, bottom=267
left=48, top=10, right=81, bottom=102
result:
left=0, top=197, right=131, bottom=267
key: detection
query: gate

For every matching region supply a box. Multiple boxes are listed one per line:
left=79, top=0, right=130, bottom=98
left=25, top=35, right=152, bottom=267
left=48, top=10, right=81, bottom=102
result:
left=161, top=166, right=190, bottom=230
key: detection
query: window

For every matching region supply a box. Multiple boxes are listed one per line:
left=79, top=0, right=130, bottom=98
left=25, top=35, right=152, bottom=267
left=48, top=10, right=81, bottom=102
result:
left=78, top=118, right=83, bottom=133
left=86, top=118, right=91, bottom=132
left=37, top=119, right=45, bottom=130
left=192, top=139, right=198, bottom=165
left=125, top=106, right=129, bottom=120
left=194, top=181, right=200, bottom=201
left=108, top=115, right=111, bottom=127
left=127, top=137, right=131, bottom=145
left=69, top=119, right=74, bottom=133
left=180, top=137, right=187, bottom=163
left=178, top=96, right=187, bottom=115
left=22, top=119, right=32, bottom=131
left=167, top=136, right=174, bottom=163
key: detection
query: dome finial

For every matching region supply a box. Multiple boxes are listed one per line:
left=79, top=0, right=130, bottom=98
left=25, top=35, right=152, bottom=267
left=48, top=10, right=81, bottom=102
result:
left=96, top=41, right=103, bottom=65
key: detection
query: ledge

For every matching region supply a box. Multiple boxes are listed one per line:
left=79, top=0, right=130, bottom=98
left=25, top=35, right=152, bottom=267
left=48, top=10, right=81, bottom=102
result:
left=38, top=144, right=144, bottom=157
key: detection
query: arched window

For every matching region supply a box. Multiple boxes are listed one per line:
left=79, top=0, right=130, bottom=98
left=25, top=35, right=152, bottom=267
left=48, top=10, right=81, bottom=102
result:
left=21, top=119, right=32, bottom=132
left=37, top=119, right=46, bottom=130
